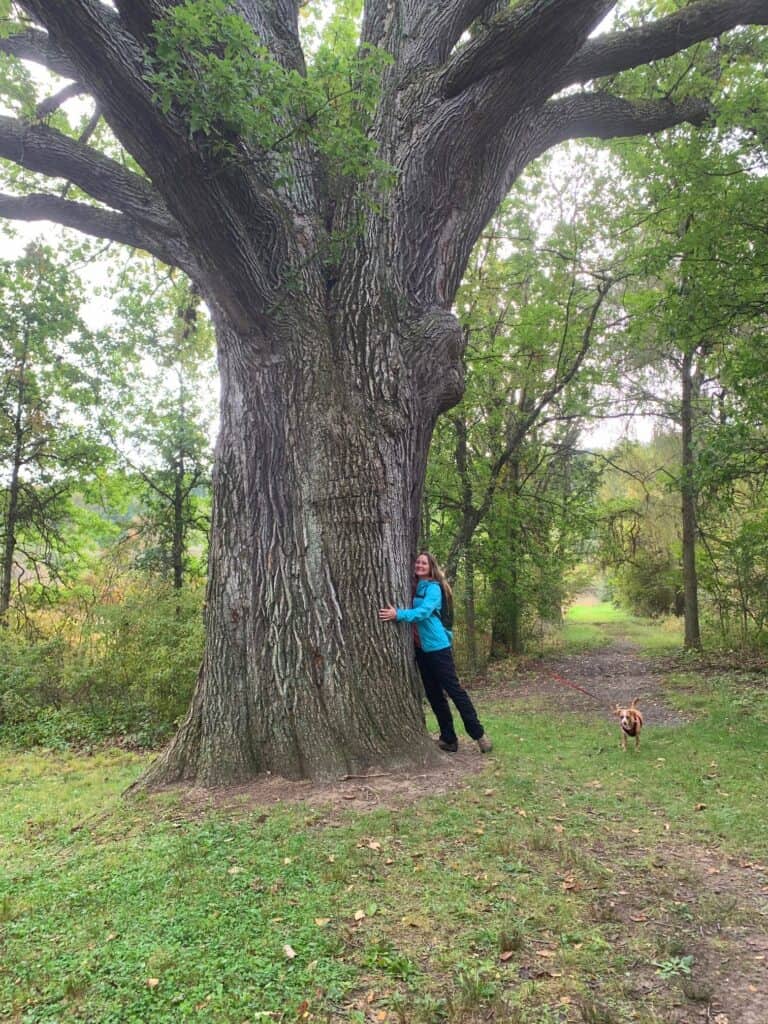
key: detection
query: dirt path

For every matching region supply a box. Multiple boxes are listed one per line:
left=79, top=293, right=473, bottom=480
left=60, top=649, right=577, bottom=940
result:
left=475, top=634, right=690, bottom=729
left=470, top=632, right=768, bottom=1024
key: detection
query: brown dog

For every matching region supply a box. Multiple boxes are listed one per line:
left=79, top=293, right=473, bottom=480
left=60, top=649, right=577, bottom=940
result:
left=614, top=698, right=644, bottom=750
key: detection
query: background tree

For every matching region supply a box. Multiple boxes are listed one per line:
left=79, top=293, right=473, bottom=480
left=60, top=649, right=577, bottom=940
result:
left=0, top=242, right=100, bottom=619
left=605, top=78, right=768, bottom=645
left=425, top=163, right=627, bottom=666
left=0, top=0, right=766, bottom=785
left=106, top=267, right=215, bottom=591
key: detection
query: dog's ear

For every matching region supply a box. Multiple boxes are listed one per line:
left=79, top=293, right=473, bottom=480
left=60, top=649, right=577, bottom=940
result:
left=613, top=705, right=621, bottom=715
left=631, top=698, right=640, bottom=708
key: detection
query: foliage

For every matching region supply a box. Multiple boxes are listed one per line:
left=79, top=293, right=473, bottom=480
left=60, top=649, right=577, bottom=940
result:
left=0, top=243, right=109, bottom=615
left=425, top=159, right=628, bottom=663
left=146, top=0, right=392, bottom=184
left=0, top=575, right=204, bottom=749
left=103, top=265, right=215, bottom=588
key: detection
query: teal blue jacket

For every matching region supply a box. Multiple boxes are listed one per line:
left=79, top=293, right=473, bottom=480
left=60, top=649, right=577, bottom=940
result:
left=395, top=579, right=452, bottom=652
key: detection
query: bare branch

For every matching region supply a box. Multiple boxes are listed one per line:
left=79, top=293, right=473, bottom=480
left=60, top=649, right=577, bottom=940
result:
left=0, top=115, right=184, bottom=241
left=36, top=82, right=88, bottom=120
left=441, top=0, right=615, bottom=99
left=562, top=0, right=768, bottom=88
left=0, top=28, right=78, bottom=79
left=531, top=92, right=711, bottom=158
left=0, top=193, right=196, bottom=272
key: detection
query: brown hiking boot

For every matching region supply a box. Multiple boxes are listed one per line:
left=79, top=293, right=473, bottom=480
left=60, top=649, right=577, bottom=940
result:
left=437, top=738, right=458, bottom=752
left=476, top=735, right=493, bottom=753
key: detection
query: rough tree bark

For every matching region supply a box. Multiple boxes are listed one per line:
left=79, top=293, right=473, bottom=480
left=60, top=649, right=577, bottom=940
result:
left=0, top=0, right=766, bottom=783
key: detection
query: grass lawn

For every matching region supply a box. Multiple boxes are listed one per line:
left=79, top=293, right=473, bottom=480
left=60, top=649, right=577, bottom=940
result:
left=2, top=612, right=767, bottom=1023
left=562, top=603, right=683, bottom=655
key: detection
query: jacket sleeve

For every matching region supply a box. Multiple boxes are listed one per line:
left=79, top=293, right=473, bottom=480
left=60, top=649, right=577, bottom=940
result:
left=395, top=582, right=441, bottom=623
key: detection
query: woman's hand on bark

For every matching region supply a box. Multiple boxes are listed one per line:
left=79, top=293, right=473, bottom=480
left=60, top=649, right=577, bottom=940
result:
left=379, top=605, right=397, bottom=621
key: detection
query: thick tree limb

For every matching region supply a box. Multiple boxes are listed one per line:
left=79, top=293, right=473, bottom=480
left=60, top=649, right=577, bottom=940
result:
left=561, top=0, right=768, bottom=88
left=441, top=0, right=615, bottom=99
left=400, top=1, right=505, bottom=64
left=0, top=193, right=196, bottom=272
left=13, top=1, right=313, bottom=332
left=0, top=115, right=183, bottom=241
left=531, top=93, right=711, bottom=157
left=0, top=28, right=78, bottom=79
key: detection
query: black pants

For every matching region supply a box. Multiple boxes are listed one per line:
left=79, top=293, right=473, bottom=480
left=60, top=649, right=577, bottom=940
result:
left=415, top=646, right=484, bottom=743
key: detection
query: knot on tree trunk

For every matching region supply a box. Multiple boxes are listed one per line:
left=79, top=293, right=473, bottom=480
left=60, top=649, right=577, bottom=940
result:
left=407, top=307, right=466, bottom=416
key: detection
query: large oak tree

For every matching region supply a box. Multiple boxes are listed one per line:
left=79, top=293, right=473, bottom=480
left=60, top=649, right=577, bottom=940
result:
left=1, top=0, right=766, bottom=785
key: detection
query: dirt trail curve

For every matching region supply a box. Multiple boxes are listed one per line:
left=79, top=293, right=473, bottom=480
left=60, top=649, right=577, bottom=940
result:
left=478, top=635, right=690, bottom=729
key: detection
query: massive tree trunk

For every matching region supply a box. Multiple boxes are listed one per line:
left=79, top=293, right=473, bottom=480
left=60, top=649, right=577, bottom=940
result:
left=2, top=0, right=766, bottom=783
left=144, top=300, right=459, bottom=784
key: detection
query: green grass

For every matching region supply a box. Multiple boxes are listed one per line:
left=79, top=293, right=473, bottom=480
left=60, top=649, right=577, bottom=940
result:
left=1, top=617, right=766, bottom=1023
left=562, top=602, right=683, bottom=654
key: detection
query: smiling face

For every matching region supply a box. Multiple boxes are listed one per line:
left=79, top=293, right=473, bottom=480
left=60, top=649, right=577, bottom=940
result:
left=414, top=554, right=431, bottom=578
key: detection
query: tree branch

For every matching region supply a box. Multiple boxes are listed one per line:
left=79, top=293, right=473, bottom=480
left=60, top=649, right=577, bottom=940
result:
left=0, top=28, right=78, bottom=79
left=36, top=82, right=88, bottom=120
left=14, top=1, right=311, bottom=332
left=440, top=0, right=615, bottom=99
left=531, top=92, right=711, bottom=157
left=0, top=115, right=184, bottom=241
left=0, top=193, right=197, bottom=273
left=561, top=0, right=768, bottom=88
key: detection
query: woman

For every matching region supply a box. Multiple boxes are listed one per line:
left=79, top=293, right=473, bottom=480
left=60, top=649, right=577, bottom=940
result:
left=379, top=552, right=492, bottom=753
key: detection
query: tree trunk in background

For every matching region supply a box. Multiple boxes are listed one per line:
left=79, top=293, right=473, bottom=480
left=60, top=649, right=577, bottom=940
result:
left=463, top=544, right=479, bottom=675
left=680, top=348, right=702, bottom=650
left=172, top=452, right=185, bottom=592
left=490, top=459, right=523, bottom=658
left=0, top=335, right=28, bottom=619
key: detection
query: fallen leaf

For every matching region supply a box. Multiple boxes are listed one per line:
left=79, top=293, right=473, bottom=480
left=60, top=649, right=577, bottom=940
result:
left=227, top=866, right=244, bottom=875
left=314, top=918, right=331, bottom=927
left=499, top=950, right=515, bottom=962
left=353, top=909, right=366, bottom=921
left=283, top=944, right=297, bottom=959
left=694, top=803, right=707, bottom=811
left=283, top=857, right=293, bottom=865
left=536, top=949, right=556, bottom=958
left=630, top=914, right=647, bottom=922
left=146, top=978, right=160, bottom=988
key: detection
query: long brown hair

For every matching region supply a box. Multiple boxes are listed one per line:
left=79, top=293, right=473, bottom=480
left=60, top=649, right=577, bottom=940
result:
left=415, top=552, right=453, bottom=602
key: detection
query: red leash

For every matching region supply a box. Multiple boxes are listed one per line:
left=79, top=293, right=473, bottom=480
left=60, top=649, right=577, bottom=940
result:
left=548, top=671, right=604, bottom=705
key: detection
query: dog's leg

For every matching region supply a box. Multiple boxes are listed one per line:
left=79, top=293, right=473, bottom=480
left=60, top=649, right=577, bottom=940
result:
left=621, top=732, right=627, bottom=751
left=635, top=734, right=640, bottom=750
